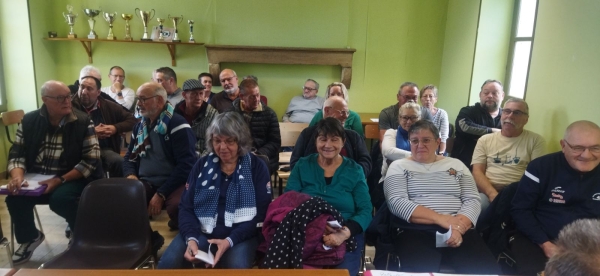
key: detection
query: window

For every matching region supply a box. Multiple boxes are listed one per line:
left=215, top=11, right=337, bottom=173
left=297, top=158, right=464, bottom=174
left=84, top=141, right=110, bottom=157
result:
left=505, top=0, right=538, bottom=99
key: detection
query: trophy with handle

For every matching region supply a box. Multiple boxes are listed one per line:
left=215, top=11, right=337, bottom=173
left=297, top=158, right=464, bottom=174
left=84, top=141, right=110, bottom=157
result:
left=83, top=8, right=102, bottom=39
left=188, top=20, right=195, bottom=43
left=168, top=14, right=183, bottom=42
left=63, top=5, right=78, bottom=39
left=121, top=14, right=133, bottom=41
left=156, top=18, right=165, bottom=41
left=103, top=12, right=117, bottom=40
left=135, top=8, right=155, bottom=41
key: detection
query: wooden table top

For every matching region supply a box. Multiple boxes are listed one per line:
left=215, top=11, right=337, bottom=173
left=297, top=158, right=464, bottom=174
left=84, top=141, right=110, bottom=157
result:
left=358, top=112, right=379, bottom=126
left=15, top=269, right=349, bottom=276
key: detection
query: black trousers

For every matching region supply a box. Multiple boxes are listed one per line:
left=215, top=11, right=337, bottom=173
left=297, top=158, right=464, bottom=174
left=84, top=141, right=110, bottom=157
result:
left=510, top=232, right=548, bottom=275
left=393, top=228, right=501, bottom=274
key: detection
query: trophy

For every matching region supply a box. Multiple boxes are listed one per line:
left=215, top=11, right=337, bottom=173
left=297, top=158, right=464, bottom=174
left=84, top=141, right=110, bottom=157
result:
left=103, top=12, right=117, bottom=40
left=156, top=18, right=165, bottom=41
left=121, top=14, right=133, bottom=41
left=63, top=5, right=78, bottom=39
left=168, top=14, right=183, bottom=42
left=83, top=8, right=101, bottom=39
left=188, top=20, right=195, bottom=43
left=135, top=8, right=155, bottom=41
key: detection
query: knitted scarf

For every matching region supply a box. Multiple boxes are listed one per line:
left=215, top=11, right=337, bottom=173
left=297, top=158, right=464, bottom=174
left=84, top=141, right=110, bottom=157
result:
left=128, top=103, right=175, bottom=161
left=396, top=126, right=411, bottom=151
left=194, top=152, right=257, bottom=234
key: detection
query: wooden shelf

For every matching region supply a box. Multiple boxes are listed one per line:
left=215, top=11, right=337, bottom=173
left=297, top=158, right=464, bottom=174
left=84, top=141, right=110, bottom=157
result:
left=205, top=45, right=356, bottom=88
left=44, top=37, right=204, bottom=66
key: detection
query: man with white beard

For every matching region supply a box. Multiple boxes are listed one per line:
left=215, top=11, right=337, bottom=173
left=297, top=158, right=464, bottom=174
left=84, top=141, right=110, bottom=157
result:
left=209, top=68, right=240, bottom=113
left=471, top=98, right=546, bottom=210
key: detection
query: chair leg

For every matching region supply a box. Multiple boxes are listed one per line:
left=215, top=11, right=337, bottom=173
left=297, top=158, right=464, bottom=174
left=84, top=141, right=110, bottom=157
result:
left=12, top=206, right=43, bottom=254
left=0, top=237, right=13, bottom=268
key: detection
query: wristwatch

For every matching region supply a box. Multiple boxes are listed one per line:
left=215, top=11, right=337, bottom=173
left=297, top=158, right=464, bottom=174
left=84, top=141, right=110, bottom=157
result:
left=58, top=176, right=66, bottom=183
left=117, top=92, right=123, bottom=97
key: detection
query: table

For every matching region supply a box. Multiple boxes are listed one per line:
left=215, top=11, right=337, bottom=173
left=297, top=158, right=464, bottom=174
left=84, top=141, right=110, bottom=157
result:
left=14, top=269, right=349, bottom=276
left=358, top=113, right=379, bottom=126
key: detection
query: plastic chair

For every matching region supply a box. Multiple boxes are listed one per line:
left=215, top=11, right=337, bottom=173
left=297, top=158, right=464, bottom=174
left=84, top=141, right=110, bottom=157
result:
left=41, top=178, right=155, bottom=269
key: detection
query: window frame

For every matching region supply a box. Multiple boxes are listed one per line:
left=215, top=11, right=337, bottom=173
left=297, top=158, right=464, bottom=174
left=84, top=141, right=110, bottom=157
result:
left=504, top=0, right=539, bottom=100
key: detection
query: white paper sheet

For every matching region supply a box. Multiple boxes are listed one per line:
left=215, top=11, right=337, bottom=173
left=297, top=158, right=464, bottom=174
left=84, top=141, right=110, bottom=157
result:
left=194, top=243, right=214, bottom=265
left=435, top=227, right=452, bottom=248
left=0, top=173, right=48, bottom=191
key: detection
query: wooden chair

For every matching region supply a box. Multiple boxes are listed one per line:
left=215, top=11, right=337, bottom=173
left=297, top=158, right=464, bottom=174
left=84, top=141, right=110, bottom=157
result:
left=2, top=110, right=45, bottom=255
left=275, top=123, right=309, bottom=196
left=364, top=124, right=379, bottom=150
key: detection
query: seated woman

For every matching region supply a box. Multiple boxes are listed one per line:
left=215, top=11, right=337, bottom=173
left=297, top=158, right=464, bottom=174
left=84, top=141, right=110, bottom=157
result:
left=420, top=85, right=449, bottom=155
left=158, top=112, right=271, bottom=269
left=308, top=82, right=364, bottom=137
left=373, top=101, right=420, bottom=208
left=383, top=120, right=500, bottom=274
left=285, top=117, right=373, bottom=276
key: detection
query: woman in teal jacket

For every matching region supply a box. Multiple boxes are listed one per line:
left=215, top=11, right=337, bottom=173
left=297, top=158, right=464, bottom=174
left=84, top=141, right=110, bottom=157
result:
left=285, top=117, right=372, bottom=276
left=308, top=82, right=364, bottom=137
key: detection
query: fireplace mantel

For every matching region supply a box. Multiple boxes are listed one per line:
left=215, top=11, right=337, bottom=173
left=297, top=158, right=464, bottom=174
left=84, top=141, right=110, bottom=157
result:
left=205, top=45, right=356, bottom=88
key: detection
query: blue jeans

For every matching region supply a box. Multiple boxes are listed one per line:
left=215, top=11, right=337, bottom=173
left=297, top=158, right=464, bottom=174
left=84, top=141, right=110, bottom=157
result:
left=334, top=233, right=364, bottom=276
left=158, top=233, right=258, bottom=269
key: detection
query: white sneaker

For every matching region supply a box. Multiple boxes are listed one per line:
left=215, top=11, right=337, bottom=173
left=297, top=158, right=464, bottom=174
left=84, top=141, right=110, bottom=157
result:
left=13, top=231, right=45, bottom=265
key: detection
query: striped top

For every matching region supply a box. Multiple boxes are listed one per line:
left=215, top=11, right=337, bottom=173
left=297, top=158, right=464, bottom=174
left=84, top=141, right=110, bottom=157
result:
left=384, top=157, right=481, bottom=226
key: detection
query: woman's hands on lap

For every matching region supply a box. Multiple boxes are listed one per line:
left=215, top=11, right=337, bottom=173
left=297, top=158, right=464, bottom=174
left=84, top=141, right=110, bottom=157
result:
left=207, top=238, right=231, bottom=267
left=183, top=240, right=201, bottom=263
left=446, top=229, right=463, bottom=248
left=323, top=225, right=351, bottom=247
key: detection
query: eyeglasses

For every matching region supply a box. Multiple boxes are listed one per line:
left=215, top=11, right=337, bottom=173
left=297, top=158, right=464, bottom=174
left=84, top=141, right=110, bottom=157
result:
left=563, top=140, right=600, bottom=154
left=409, top=138, right=435, bottom=146
left=421, top=95, right=436, bottom=99
left=501, top=109, right=528, bottom=116
left=135, top=95, right=159, bottom=104
left=333, top=109, right=350, bottom=117
left=400, top=116, right=419, bottom=122
left=401, top=96, right=417, bottom=102
left=303, top=86, right=317, bottom=91
left=44, top=95, right=72, bottom=103
left=110, top=74, right=125, bottom=78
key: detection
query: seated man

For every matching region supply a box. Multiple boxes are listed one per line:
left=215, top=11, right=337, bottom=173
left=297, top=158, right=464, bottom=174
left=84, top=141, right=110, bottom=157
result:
left=545, top=219, right=600, bottom=276
left=100, top=66, right=136, bottom=110
left=282, top=79, right=325, bottom=123
left=471, top=98, right=545, bottom=211
left=210, top=69, right=239, bottom=113
left=123, top=82, right=197, bottom=233
left=73, top=76, right=136, bottom=177
left=198, top=72, right=216, bottom=103
left=5, top=80, right=103, bottom=264
left=174, top=79, right=219, bottom=156
left=231, top=78, right=281, bottom=173
left=511, top=120, right=600, bottom=275
left=153, top=67, right=183, bottom=105
left=290, top=96, right=371, bottom=177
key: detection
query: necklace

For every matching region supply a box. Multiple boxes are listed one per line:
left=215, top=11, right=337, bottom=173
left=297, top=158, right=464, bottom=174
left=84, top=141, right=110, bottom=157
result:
left=416, top=156, right=439, bottom=171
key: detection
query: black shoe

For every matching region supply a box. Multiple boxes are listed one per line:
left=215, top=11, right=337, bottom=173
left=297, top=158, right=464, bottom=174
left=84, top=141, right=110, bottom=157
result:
left=168, top=219, right=179, bottom=230
left=151, top=231, right=164, bottom=255
left=13, top=231, right=45, bottom=265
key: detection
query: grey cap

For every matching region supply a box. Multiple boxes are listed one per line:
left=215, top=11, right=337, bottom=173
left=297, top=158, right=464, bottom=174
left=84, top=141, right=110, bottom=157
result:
left=182, top=79, right=205, bottom=91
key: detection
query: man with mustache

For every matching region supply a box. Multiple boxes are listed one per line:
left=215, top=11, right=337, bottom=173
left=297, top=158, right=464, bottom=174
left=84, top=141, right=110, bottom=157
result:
left=210, top=68, right=239, bottom=113
left=510, top=121, right=600, bottom=274
left=454, top=79, right=505, bottom=168
left=471, top=98, right=545, bottom=209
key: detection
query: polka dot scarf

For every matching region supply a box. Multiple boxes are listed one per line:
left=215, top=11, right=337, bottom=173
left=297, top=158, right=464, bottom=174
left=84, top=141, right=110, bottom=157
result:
left=193, top=152, right=257, bottom=234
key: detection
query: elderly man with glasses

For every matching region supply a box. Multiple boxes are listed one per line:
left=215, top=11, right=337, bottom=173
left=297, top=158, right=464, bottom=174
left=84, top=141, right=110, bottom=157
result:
left=282, top=79, right=325, bottom=123
left=5, top=80, right=103, bottom=264
left=100, top=66, right=136, bottom=110
left=471, top=98, right=546, bottom=211
left=509, top=120, right=600, bottom=275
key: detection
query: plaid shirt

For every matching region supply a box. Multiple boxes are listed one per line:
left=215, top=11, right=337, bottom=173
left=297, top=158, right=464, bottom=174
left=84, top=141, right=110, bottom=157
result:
left=7, top=110, right=100, bottom=178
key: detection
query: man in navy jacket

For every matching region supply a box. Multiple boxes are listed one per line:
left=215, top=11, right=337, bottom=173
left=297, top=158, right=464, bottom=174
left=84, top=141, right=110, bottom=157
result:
left=511, top=120, right=600, bottom=274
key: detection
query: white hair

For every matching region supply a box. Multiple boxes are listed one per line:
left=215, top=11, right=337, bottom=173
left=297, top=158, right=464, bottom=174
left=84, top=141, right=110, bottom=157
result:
left=79, top=65, right=101, bottom=81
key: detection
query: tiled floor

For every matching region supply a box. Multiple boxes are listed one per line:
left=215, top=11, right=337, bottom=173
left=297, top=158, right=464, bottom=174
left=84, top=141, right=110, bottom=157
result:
left=0, top=178, right=374, bottom=270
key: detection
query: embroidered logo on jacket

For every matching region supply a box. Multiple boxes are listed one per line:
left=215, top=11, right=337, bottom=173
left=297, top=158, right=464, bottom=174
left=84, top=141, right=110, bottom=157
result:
left=592, top=193, right=600, bottom=201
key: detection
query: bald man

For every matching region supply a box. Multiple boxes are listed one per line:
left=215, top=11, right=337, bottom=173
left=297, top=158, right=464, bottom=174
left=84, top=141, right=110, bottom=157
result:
left=510, top=120, right=600, bottom=274
left=5, top=80, right=103, bottom=264
left=210, top=69, right=239, bottom=113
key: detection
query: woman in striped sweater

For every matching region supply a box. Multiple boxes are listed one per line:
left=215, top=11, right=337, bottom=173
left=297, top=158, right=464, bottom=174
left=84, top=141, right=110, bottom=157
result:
left=383, top=120, right=499, bottom=274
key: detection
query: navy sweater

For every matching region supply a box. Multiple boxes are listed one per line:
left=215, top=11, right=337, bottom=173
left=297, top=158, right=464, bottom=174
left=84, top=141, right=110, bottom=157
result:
left=511, top=152, right=600, bottom=244
left=179, top=153, right=271, bottom=247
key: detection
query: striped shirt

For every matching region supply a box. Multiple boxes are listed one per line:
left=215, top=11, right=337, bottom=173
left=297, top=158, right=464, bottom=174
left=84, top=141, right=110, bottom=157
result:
left=8, top=112, right=100, bottom=178
left=430, top=107, right=449, bottom=143
left=384, top=157, right=481, bottom=226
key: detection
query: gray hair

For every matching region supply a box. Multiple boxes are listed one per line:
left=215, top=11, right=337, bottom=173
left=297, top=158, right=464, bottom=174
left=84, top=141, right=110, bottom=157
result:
left=398, top=81, right=418, bottom=95
left=143, top=82, right=167, bottom=103
left=545, top=219, right=600, bottom=276
left=480, top=79, right=503, bottom=90
left=409, top=119, right=440, bottom=140
left=205, top=112, right=253, bottom=156
left=243, top=75, right=258, bottom=82
left=399, top=101, right=421, bottom=118
left=156, top=67, right=177, bottom=82
left=504, top=98, right=529, bottom=114
left=420, top=84, right=438, bottom=97
left=306, top=79, right=319, bottom=90
left=79, top=65, right=101, bottom=81
left=325, top=82, right=349, bottom=103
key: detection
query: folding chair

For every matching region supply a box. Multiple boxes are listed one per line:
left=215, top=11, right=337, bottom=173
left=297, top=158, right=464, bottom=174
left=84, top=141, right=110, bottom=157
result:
left=274, top=123, right=308, bottom=196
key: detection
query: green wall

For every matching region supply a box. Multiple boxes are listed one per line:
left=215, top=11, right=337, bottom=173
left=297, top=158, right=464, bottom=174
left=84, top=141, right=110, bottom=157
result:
left=28, top=0, right=449, bottom=120
left=525, top=0, right=600, bottom=152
